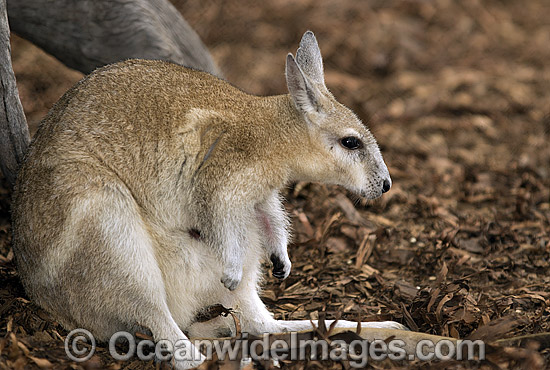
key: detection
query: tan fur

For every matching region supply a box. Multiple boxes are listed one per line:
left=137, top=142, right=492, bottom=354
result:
left=11, top=32, right=398, bottom=369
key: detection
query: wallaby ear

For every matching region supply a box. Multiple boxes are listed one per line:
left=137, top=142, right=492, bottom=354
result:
left=295, top=31, right=325, bottom=87
left=286, top=53, right=321, bottom=114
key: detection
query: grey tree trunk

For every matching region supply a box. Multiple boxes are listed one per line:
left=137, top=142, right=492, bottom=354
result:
left=7, top=0, right=221, bottom=77
left=0, top=0, right=29, bottom=186
left=2, top=0, right=221, bottom=184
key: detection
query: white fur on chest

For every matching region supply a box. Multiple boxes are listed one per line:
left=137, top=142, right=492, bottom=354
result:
left=155, top=218, right=265, bottom=329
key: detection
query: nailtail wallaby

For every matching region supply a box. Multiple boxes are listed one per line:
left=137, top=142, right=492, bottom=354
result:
left=12, top=31, right=404, bottom=368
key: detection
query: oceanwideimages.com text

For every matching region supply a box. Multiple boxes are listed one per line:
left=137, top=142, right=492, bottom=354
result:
left=65, top=328, right=485, bottom=367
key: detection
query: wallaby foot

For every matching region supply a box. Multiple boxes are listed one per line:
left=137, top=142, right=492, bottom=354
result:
left=271, top=319, right=408, bottom=333
left=232, top=287, right=408, bottom=336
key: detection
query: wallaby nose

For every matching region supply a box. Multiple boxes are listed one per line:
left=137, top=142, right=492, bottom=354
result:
left=382, top=179, right=391, bottom=193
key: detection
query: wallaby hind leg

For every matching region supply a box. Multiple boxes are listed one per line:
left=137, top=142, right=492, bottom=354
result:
left=55, top=184, right=204, bottom=368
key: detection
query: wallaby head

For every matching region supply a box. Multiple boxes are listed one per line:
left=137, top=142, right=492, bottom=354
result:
left=286, top=31, right=391, bottom=199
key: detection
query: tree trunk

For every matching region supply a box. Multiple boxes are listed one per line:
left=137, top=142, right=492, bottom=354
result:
left=7, top=0, right=221, bottom=77
left=0, top=0, right=29, bottom=186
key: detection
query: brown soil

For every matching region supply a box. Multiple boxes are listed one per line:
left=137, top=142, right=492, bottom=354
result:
left=1, top=0, right=549, bottom=369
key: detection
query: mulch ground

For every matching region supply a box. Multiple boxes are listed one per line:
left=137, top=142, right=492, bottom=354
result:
left=1, top=0, right=549, bottom=369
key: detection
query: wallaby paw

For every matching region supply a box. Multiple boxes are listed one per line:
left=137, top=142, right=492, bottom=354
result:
left=221, top=268, right=242, bottom=291
left=270, top=254, right=291, bottom=280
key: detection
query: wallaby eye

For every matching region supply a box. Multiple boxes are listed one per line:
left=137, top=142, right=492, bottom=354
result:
left=340, top=136, right=363, bottom=150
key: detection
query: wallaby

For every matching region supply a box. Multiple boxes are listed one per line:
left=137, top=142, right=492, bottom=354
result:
left=12, top=31, right=403, bottom=368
